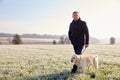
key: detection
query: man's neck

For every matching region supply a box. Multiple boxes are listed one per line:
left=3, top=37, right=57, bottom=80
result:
left=74, top=19, right=79, bottom=21
left=73, top=18, right=80, bottom=22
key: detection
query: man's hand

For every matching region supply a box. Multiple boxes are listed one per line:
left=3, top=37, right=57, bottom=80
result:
left=85, top=44, right=89, bottom=48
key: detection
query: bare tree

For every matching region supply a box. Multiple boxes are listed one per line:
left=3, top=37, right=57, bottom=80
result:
left=60, top=36, right=65, bottom=44
left=64, top=37, right=71, bottom=44
left=59, top=36, right=70, bottom=44
left=7, top=37, right=12, bottom=44
left=12, top=34, right=22, bottom=44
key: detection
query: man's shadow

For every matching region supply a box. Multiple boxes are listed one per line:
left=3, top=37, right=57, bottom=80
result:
left=23, top=70, right=71, bottom=80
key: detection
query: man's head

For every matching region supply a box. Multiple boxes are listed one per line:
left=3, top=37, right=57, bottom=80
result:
left=72, top=11, right=80, bottom=21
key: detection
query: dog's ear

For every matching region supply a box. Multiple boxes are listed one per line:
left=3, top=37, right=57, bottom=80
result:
left=71, top=54, right=76, bottom=62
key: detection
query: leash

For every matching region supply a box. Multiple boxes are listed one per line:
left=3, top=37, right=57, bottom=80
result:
left=81, top=47, right=87, bottom=54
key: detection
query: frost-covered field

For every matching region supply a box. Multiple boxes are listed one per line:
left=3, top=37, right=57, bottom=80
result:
left=0, top=45, right=120, bottom=80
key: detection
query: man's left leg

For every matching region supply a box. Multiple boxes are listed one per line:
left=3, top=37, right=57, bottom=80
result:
left=71, top=44, right=84, bottom=74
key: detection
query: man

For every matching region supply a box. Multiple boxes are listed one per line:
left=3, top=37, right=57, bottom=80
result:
left=68, top=11, right=89, bottom=73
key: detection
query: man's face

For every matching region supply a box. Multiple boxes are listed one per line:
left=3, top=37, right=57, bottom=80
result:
left=72, top=13, right=80, bottom=21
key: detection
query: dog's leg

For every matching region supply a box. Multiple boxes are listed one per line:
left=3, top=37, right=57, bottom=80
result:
left=94, top=56, right=98, bottom=69
left=95, top=61, right=98, bottom=70
left=81, top=64, right=86, bottom=73
left=87, top=65, right=91, bottom=72
left=77, top=66, right=82, bottom=73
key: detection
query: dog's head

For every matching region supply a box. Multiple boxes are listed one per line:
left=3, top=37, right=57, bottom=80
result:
left=71, top=54, right=81, bottom=63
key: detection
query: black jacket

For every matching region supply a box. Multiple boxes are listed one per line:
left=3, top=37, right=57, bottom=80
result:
left=68, top=18, right=89, bottom=45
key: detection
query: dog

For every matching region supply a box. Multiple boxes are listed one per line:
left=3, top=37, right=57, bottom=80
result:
left=71, top=54, right=98, bottom=73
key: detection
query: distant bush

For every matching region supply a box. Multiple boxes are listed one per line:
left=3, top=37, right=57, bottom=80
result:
left=110, top=37, right=115, bottom=45
left=12, top=34, right=22, bottom=44
left=53, top=40, right=57, bottom=45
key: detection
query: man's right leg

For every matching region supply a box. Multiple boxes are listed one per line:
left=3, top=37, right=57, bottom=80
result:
left=71, top=64, right=77, bottom=74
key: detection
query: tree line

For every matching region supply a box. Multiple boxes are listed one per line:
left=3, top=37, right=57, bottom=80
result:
left=0, top=34, right=116, bottom=45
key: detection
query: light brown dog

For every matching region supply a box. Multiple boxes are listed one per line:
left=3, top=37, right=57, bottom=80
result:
left=71, top=54, right=98, bottom=73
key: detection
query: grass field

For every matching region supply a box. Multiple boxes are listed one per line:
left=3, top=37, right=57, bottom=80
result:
left=0, top=45, right=120, bottom=80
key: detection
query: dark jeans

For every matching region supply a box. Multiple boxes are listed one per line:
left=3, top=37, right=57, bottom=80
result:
left=73, top=44, right=84, bottom=55
left=71, top=44, right=84, bottom=73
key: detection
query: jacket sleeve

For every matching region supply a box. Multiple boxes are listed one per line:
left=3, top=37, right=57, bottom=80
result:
left=83, top=22, right=89, bottom=45
left=68, top=23, right=72, bottom=41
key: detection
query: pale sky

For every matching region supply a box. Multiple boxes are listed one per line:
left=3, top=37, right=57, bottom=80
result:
left=0, top=0, right=120, bottom=39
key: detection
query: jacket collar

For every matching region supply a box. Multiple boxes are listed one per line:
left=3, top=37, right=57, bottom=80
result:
left=72, top=18, right=81, bottom=23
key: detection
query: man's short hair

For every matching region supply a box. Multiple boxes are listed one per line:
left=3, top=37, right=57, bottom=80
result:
left=73, top=11, right=79, bottom=15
